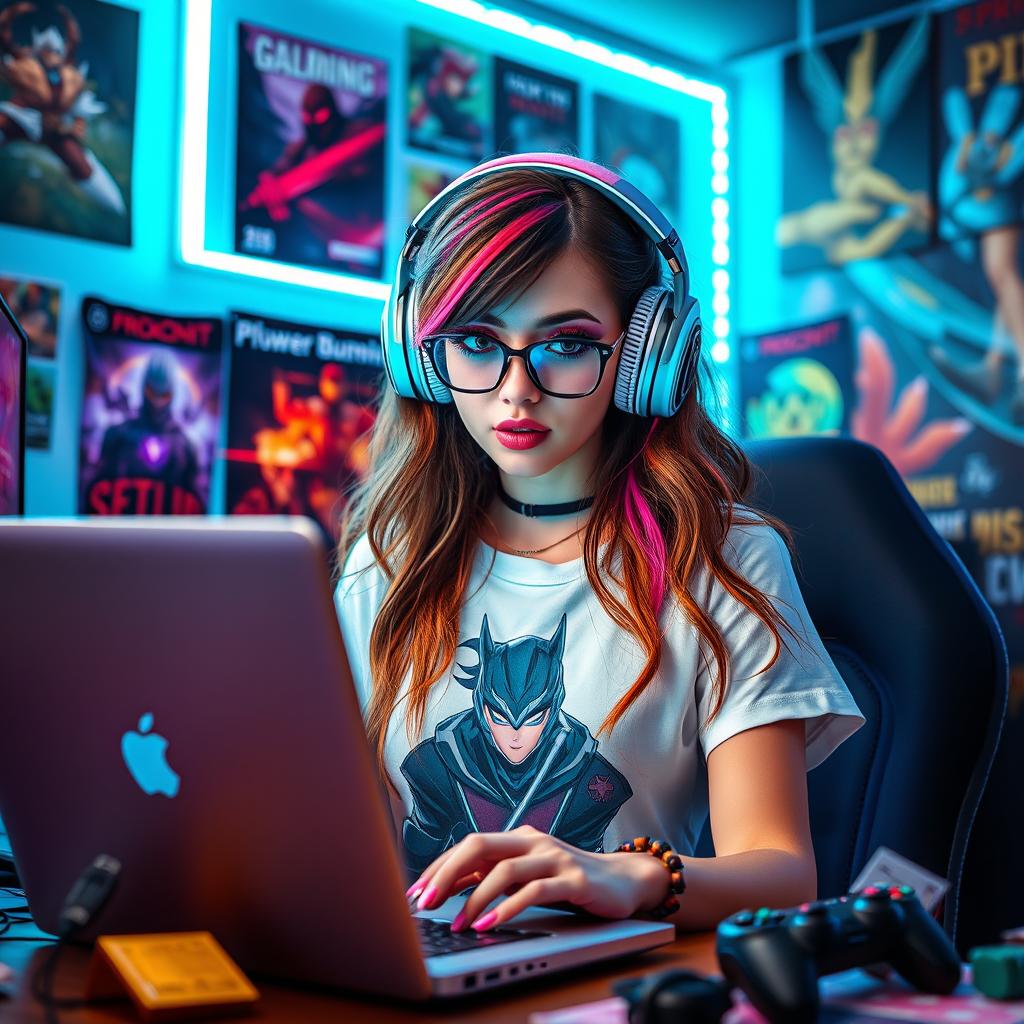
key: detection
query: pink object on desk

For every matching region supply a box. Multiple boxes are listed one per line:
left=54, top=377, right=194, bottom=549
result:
left=528, top=996, right=629, bottom=1023
left=530, top=968, right=1024, bottom=1024
left=724, top=967, right=1024, bottom=1024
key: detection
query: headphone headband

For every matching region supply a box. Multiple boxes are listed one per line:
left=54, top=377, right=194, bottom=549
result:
left=400, top=152, right=690, bottom=317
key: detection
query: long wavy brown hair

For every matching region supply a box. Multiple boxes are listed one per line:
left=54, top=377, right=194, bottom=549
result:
left=336, top=166, right=809, bottom=782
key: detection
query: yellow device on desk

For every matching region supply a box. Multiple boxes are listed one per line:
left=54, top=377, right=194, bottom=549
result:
left=85, top=932, right=259, bottom=1022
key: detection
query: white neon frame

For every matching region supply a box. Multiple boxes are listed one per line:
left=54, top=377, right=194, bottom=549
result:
left=179, top=0, right=730, bottom=340
left=179, top=0, right=391, bottom=298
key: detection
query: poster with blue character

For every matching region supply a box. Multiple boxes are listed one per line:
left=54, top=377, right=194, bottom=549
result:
left=929, top=2, right=1024, bottom=424
left=777, top=14, right=933, bottom=273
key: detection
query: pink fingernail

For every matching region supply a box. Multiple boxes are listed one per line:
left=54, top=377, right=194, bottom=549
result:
left=451, top=911, right=467, bottom=932
left=471, top=910, right=498, bottom=932
left=406, top=880, right=424, bottom=899
left=417, top=883, right=439, bottom=909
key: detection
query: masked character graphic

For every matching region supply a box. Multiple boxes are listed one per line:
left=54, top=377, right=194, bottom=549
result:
left=399, top=613, right=632, bottom=875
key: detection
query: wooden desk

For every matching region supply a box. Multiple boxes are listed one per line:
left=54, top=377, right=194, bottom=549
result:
left=0, top=930, right=718, bottom=1023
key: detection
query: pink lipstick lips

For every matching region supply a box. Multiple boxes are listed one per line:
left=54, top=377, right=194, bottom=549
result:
left=494, top=418, right=550, bottom=450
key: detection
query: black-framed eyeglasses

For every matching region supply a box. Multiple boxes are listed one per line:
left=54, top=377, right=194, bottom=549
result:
left=423, top=330, right=625, bottom=399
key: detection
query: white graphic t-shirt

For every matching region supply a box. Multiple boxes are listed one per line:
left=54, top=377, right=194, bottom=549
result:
left=333, top=509, right=865, bottom=876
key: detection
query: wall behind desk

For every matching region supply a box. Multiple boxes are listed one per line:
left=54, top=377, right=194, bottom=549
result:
left=3, top=0, right=723, bottom=518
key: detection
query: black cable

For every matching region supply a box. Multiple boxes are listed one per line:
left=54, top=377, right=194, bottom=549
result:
left=0, top=887, right=33, bottom=939
left=29, top=854, right=121, bottom=1024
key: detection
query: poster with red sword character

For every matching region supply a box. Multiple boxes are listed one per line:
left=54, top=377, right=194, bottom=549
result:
left=234, top=22, right=387, bottom=277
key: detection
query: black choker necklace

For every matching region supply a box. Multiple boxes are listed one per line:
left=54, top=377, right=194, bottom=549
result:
left=496, top=482, right=595, bottom=518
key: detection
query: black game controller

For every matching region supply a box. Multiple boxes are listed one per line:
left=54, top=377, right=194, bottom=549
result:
left=715, top=883, right=962, bottom=1023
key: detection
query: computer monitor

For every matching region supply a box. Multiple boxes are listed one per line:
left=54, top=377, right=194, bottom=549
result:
left=0, top=291, right=26, bottom=516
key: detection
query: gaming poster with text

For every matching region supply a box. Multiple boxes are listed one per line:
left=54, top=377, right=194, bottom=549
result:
left=739, top=316, right=855, bottom=438
left=762, top=251, right=1022, bottom=691
left=225, top=311, right=382, bottom=549
left=234, top=22, right=387, bottom=277
left=78, top=298, right=223, bottom=516
left=0, top=0, right=137, bottom=245
left=493, top=58, right=578, bottom=156
left=936, top=1, right=1024, bottom=244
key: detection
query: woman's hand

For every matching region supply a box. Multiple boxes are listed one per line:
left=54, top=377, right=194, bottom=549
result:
left=405, top=826, right=669, bottom=932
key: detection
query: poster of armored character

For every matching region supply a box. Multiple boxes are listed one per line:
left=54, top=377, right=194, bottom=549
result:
left=0, top=0, right=136, bottom=244
left=739, top=316, right=855, bottom=439
left=225, top=311, right=383, bottom=549
left=592, top=93, right=680, bottom=230
left=407, top=27, right=489, bottom=160
left=235, top=22, right=387, bottom=277
left=778, top=14, right=933, bottom=273
left=493, top=58, right=578, bottom=156
left=78, top=297, right=223, bottom=515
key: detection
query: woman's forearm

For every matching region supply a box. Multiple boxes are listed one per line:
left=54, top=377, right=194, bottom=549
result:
left=665, top=848, right=817, bottom=931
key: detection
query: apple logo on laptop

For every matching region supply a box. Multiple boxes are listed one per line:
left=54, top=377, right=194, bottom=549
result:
left=121, top=713, right=180, bottom=797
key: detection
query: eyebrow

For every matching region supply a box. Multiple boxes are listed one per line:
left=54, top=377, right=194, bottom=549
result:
left=473, top=308, right=602, bottom=329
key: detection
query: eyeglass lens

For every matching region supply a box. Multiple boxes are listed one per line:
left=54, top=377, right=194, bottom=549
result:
left=432, top=335, right=603, bottom=396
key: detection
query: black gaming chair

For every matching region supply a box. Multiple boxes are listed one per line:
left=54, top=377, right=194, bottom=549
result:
left=695, top=436, right=1007, bottom=951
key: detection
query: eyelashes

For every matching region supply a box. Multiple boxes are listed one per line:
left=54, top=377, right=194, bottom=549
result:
left=453, top=324, right=602, bottom=343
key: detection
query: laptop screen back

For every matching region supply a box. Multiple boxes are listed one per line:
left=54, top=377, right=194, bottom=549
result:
left=0, top=293, right=26, bottom=516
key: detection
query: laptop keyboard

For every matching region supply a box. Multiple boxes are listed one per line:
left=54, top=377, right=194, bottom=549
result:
left=416, top=916, right=551, bottom=957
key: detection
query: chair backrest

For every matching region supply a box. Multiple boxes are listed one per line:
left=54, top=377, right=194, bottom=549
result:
left=696, top=436, right=1007, bottom=947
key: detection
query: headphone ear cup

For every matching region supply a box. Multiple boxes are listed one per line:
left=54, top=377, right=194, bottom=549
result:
left=407, top=280, right=453, bottom=404
left=614, top=287, right=702, bottom=418
left=381, top=275, right=452, bottom=404
left=614, top=285, right=670, bottom=417
left=674, top=301, right=702, bottom=408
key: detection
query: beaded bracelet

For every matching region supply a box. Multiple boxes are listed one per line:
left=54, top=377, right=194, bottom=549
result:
left=615, top=835, right=687, bottom=920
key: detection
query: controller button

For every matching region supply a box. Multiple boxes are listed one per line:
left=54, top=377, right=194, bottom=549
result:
left=734, top=912, right=754, bottom=926
left=861, top=885, right=889, bottom=899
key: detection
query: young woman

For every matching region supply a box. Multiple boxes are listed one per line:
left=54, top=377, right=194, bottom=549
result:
left=334, top=154, right=864, bottom=935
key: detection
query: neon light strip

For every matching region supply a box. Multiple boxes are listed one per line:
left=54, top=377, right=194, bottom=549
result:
left=417, top=0, right=731, bottom=362
left=180, top=0, right=729, bottom=322
left=416, top=0, right=726, bottom=104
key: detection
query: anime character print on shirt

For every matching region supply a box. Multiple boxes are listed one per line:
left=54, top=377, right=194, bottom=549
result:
left=399, top=613, right=633, bottom=874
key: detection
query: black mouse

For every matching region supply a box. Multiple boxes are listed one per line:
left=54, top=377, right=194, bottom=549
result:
left=614, top=968, right=734, bottom=1024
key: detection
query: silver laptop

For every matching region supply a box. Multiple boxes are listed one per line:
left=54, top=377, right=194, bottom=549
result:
left=0, top=517, right=673, bottom=998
